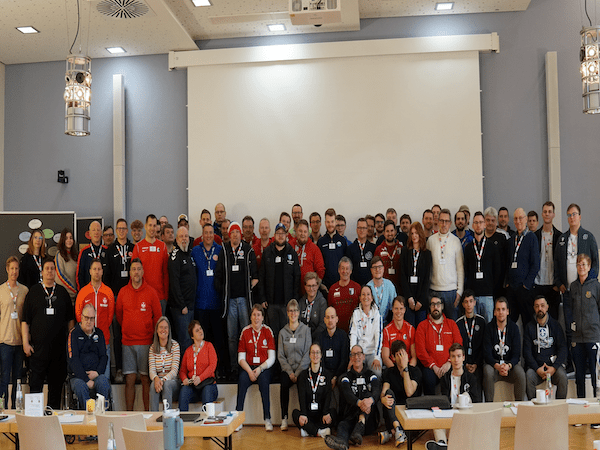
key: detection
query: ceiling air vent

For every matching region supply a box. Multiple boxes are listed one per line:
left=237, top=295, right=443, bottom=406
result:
left=97, top=0, right=149, bottom=19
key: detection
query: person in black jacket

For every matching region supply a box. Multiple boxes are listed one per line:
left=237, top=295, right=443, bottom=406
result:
left=325, top=345, right=381, bottom=450
left=168, top=227, right=197, bottom=353
left=440, top=343, right=481, bottom=403
left=215, top=222, right=258, bottom=379
left=18, top=229, right=46, bottom=289
left=400, top=221, right=431, bottom=327
left=292, top=343, right=336, bottom=438
left=258, top=223, right=300, bottom=344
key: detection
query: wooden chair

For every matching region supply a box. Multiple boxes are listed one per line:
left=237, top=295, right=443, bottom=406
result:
left=96, top=413, right=146, bottom=450
left=448, top=408, right=502, bottom=450
left=122, top=427, right=164, bottom=450
left=514, top=402, right=568, bottom=450
left=15, top=414, right=67, bottom=450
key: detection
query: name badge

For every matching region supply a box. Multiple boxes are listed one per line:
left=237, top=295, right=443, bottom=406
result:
left=253, top=356, right=261, bottom=364
left=289, top=337, right=297, bottom=344
left=206, top=269, right=214, bottom=277
left=467, top=348, right=472, bottom=355
left=500, top=359, right=505, bottom=365
left=356, top=377, right=365, bottom=385
left=46, top=308, right=55, bottom=315
left=439, top=258, right=446, bottom=265
left=232, top=265, right=240, bottom=272
left=511, top=262, right=518, bottom=269
left=10, top=312, right=18, bottom=320
left=334, top=292, right=340, bottom=297
left=360, top=262, right=367, bottom=268
left=410, top=276, right=418, bottom=283
left=571, top=323, right=577, bottom=332
left=436, top=344, right=444, bottom=352
left=121, top=270, right=128, bottom=278
left=326, top=349, right=334, bottom=357
left=388, top=268, right=396, bottom=275
left=329, top=243, right=336, bottom=250
left=381, top=251, right=388, bottom=256
left=150, top=246, right=157, bottom=252
left=476, top=272, right=484, bottom=279
left=311, top=402, right=319, bottom=411
left=275, top=256, right=282, bottom=263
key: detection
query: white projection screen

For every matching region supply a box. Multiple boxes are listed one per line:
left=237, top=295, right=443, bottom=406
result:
left=187, top=42, right=485, bottom=239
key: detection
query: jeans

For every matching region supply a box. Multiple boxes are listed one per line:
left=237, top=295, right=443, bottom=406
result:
left=227, top=297, right=250, bottom=371
left=421, top=366, right=442, bottom=395
left=237, top=367, right=271, bottom=420
left=178, top=382, right=217, bottom=412
left=381, top=389, right=404, bottom=431
left=104, top=345, right=111, bottom=380
left=70, top=374, right=111, bottom=409
left=430, top=289, right=458, bottom=320
left=572, top=342, right=598, bottom=398
left=525, top=366, right=568, bottom=400
left=150, top=378, right=181, bottom=411
left=475, top=296, right=494, bottom=323
left=112, top=313, right=123, bottom=373
left=0, top=344, right=23, bottom=409
left=405, top=307, right=427, bottom=329
left=170, top=306, right=194, bottom=354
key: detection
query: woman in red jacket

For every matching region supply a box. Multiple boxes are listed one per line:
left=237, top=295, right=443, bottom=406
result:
left=178, top=320, right=218, bottom=411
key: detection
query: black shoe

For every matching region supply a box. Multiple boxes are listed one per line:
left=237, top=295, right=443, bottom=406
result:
left=425, top=441, right=448, bottom=450
left=325, top=435, right=348, bottom=450
left=349, top=421, right=365, bottom=446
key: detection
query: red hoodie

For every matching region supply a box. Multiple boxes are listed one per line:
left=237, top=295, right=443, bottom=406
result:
left=132, top=239, right=169, bottom=300
left=75, top=282, right=115, bottom=341
left=116, top=280, right=162, bottom=346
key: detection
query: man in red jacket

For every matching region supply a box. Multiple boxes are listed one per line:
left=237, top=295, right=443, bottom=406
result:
left=116, top=258, right=162, bottom=411
left=415, top=296, right=462, bottom=395
left=294, top=219, right=325, bottom=294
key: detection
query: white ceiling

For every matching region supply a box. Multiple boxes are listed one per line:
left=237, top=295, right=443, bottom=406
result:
left=0, top=0, right=531, bottom=65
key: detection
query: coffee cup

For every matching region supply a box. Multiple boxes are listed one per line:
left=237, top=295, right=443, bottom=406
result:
left=202, top=402, right=215, bottom=417
left=593, top=440, right=600, bottom=450
left=535, top=389, right=547, bottom=403
left=458, top=393, right=469, bottom=407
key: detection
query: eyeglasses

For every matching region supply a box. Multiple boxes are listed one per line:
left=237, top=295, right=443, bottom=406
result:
left=33, top=236, right=44, bottom=241
left=576, top=263, right=589, bottom=268
left=439, top=219, right=451, bottom=224
left=288, top=309, right=299, bottom=313
left=372, top=265, right=384, bottom=270
left=357, top=226, right=368, bottom=230
left=82, top=315, right=95, bottom=321
left=350, top=352, right=364, bottom=358
left=116, top=227, right=128, bottom=231
left=103, top=233, right=114, bottom=237
left=310, top=351, right=322, bottom=355
left=431, top=302, right=443, bottom=308
left=567, top=212, right=580, bottom=218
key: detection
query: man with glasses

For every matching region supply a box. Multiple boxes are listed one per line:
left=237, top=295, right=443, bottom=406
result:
left=67, top=304, right=112, bottom=409
left=346, top=218, right=376, bottom=287
left=336, top=215, right=352, bottom=246
left=374, top=214, right=386, bottom=242
left=290, top=204, right=303, bottom=237
left=102, top=225, right=115, bottom=247
left=325, top=345, right=381, bottom=450
left=504, top=208, right=539, bottom=325
left=415, top=295, right=462, bottom=395
left=426, top=209, right=464, bottom=320
left=367, top=256, right=397, bottom=325
left=309, top=212, right=322, bottom=243
left=213, top=203, right=227, bottom=239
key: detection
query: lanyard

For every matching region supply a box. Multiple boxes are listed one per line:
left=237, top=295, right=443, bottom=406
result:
left=474, top=237, right=486, bottom=272
left=116, top=244, right=128, bottom=268
left=296, top=244, right=306, bottom=267
left=203, top=245, right=215, bottom=264
left=231, top=244, right=243, bottom=263
left=7, top=282, right=18, bottom=312
left=358, top=242, right=365, bottom=261
left=309, top=366, right=322, bottom=403
left=160, top=348, right=167, bottom=375
left=430, top=319, right=444, bottom=345
left=463, top=316, right=475, bottom=350
left=90, top=244, right=101, bottom=260
left=383, top=242, right=398, bottom=269
left=412, top=250, right=420, bottom=276
left=373, top=284, right=383, bottom=309
left=252, top=326, right=263, bottom=358
left=92, top=285, right=100, bottom=327
left=438, top=235, right=449, bottom=259
left=192, top=341, right=204, bottom=377
left=568, top=235, right=577, bottom=258
left=33, top=255, right=42, bottom=280
left=303, top=298, right=314, bottom=321
left=497, top=327, right=506, bottom=359
left=513, top=234, right=524, bottom=262
left=42, top=282, right=56, bottom=308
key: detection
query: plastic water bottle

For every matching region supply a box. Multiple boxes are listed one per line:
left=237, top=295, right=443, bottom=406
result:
left=545, top=374, right=553, bottom=401
left=107, top=422, right=117, bottom=450
left=15, top=380, right=23, bottom=413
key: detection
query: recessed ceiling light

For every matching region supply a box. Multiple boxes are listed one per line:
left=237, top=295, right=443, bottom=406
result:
left=192, top=0, right=211, bottom=6
left=267, top=24, right=286, bottom=32
left=106, top=47, right=126, bottom=54
left=16, top=26, right=39, bottom=34
left=435, top=2, right=454, bottom=11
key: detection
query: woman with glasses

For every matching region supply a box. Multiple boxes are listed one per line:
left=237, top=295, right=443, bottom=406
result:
left=292, top=342, right=335, bottom=438
left=569, top=254, right=600, bottom=402
left=299, top=272, right=327, bottom=340
left=400, top=222, right=432, bottom=327
left=349, top=285, right=383, bottom=377
left=18, top=229, right=46, bottom=288
left=278, top=299, right=311, bottom=431
left=148, top=316, right=180, bottom=411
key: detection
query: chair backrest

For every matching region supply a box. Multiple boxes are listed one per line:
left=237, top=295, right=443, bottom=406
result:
left=96, top=413, right=146, bottom=450
left=448, top=408, right=503, bottom=450
left=122, top=427, right=164, bottom=450
left=15, top=414, right=67, bottom=450
left=514, top=402, right=568, bottom=450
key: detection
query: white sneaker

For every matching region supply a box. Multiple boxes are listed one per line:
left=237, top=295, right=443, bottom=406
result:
left=265, top=419, right=273, bottom=431
left=317, top=428, right=331, bottom=438
left=280, top=418, right=288, bottom=431
left=235, top=424, right=243, bottom=432
left=300, top=429, right=309, bottom=437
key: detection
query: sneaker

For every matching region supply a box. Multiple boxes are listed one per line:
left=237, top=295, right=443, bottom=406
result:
left=114, top=370, right=124, bottom=384
left=280, top=418, right=288, bottom=431
left=235, top=424, right=243, bottom=432
left=325, top=435, right=349, bottom=450
left=425, top=441, right=448, bottom=450
left=573, top=423, right=583, bottom=427
left=349, top=421, right=365, bottom=446
left=300, top=429, right=309, bottom=437
left=379, top=430, right=392, bottom=445
left=265, top=419, right=273, bottom=431
left=318, top=428, right=331, bottom=438
left=592, top=423, right=600, bottom=429
left=395, top=430, right=407, bottom=446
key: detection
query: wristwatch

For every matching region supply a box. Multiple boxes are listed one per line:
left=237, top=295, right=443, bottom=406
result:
left=403, top=367, right=409, bottom=373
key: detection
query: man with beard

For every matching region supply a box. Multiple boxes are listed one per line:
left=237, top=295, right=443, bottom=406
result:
left=242, top=215, right=260, bottom=247
left=294, top=219, right=325, bottom=295
left=328, top=257, right=361, bottom=333
left=483, top=207, right=508, bottom=298
left=422, top=209, right=435, bottom=238
left=375, top=220, right=402, bottom=291
left=346, top=218, right=376, bottom=286
left=497, top=207, right=513, bottom=237
left=452, top=210, right=473, bottom=251
left=318, top=208, right=347, bottom=290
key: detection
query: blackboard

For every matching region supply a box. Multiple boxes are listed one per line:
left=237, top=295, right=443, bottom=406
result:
left=0, top=212, right=76, bottom=269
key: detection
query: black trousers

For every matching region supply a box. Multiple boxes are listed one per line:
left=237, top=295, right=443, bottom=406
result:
left=506, top=285, right=533, bottom=325
left=29, top=351, right=66, bottom=410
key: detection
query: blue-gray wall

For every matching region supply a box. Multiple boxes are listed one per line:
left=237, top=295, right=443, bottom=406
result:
left=4, top=0, right=600, bottom=236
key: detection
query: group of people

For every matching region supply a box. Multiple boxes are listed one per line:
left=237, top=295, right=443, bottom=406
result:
left=0, top=200, right=598, bottom=448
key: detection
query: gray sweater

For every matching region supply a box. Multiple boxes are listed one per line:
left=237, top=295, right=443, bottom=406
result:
left=277, top=322, right=311, bottom=377
left=569, top=276, right=600, bottom=343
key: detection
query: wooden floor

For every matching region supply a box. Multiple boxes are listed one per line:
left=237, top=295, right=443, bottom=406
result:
left=1, top=424, right=598, bottom=450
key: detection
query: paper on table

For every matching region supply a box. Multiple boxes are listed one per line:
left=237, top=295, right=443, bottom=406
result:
left=567, top=399, right=589, bottom=405
left=433, top=410, right=455, bottom=418
left=143, top=414, right=153, bottom=419
left=0, top=415, right=14, bottom=421
left=59, top=415, right=85, bottom=423
left=405, top=410, right=435, bottom=419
